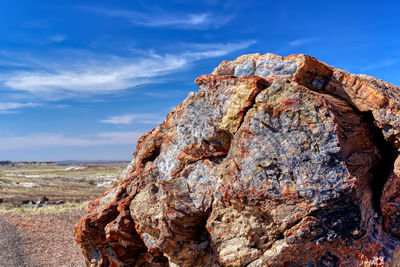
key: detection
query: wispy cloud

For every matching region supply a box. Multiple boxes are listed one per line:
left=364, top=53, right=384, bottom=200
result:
left=0, top=131, right=143, bottom=149
left=54, top=104, right=69, bottom=109
left=100, top=113, right=164, bottom=125
left=6, top=33, right=67, bottom=46
left=0, top=40, right=255, bottom=100
left=49, top=34, right=66, bottom=43
left=288, top=38, right=318, bottom=47
left=3, top=54, right=186, bottom=96
left=180, top=41, right=257, bottom=59
left=361, top=59, right=398, bottom=71
left=80, top=7, right=233, bottom=29
left=0, top=102, right=40, bottom=113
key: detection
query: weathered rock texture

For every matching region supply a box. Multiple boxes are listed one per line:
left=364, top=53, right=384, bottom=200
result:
left=76, top=53, right=400, bottom=266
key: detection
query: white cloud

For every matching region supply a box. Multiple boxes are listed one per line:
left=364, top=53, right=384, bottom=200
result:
left=81, top=7, right=233, bottom=29
left=0, top=41, right=255, bottom=100
left=0, top=102, right=40, bottom=113
left=361, top=59, right=397, bottom=71
left=288, top=38, right=318, bottom=47
left=3, top=54, right=186, bottom=95
left=49, top=34, right=66, bottom=43
left=100, top=113, right=164, bottom=125
left=181, top=40, right=257, bottom=60
left=54, top=104, right=69, bottom=109
left=0, top=131, right=143, bottom=150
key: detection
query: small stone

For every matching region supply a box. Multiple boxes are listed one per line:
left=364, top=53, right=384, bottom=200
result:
left=38, top=196, right=49, bottom=204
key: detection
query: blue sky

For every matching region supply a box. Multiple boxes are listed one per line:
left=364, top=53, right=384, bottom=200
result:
left=1, top=0, right=400, bottom=161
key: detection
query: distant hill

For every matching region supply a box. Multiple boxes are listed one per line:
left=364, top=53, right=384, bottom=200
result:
left=55, top=160, right=130, bottom=166
left=0, top=160, right=130, bottom=167
left=0, top=160, right=14, bottom=167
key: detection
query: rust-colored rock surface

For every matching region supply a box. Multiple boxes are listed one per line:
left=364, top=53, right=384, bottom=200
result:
left=76, top=53, right=400, bottom=266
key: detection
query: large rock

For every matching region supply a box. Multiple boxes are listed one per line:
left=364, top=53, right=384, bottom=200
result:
left=75, top=53, right=400, bottom=266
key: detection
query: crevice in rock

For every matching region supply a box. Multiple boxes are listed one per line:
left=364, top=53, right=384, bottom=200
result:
left=319, top=251, right=340, bottom=267
left=208, top=154, right=227, bottom=165
left=276, top=232, right=284, bottom=241
left=363, top=111, right=397, bottom=215
left=182, top=78, right=269, bottom=171
left=308, top=82, right=397, bottom=216
left=142, top=145, right=161, bottom=165
left=166, top=208, right=213, bottom=265
left=194, top=207, right=214, bottom=265
left=235, top=78, right=270, bottom=133
left=308, top=194, right=365, bottom=244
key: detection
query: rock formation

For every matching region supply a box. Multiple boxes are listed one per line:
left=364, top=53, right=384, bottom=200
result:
left=75, top=53, right=400, bottom=266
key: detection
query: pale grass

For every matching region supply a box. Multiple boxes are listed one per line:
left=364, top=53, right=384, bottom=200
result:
left=0, top=201, right=89, bottom=214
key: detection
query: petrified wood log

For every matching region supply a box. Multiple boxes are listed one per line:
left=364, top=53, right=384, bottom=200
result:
left=76, top=53, right=400, bottom=266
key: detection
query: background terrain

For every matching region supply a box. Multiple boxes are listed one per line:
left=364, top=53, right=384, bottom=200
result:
left=0, top=161, right=128, bottom=267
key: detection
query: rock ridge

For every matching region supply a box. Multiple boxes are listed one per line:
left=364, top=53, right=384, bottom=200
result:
left=76, top=53, right=400, bottom=266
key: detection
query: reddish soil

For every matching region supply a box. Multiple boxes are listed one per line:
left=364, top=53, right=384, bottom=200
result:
left=0, top=210, right=86, bottom=267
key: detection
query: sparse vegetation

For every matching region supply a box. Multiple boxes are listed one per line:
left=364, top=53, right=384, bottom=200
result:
left=0, top=162, right=127, bottom=207
left=0, top=201, right=89, bottom=214
left=18, top=206, right=25, bottom=213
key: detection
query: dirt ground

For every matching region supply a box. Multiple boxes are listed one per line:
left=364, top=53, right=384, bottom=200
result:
left=0, top=209, right=87, bottom=267
left=0, top=162, right=124, bottom=266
